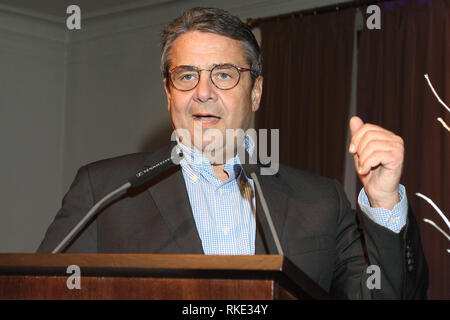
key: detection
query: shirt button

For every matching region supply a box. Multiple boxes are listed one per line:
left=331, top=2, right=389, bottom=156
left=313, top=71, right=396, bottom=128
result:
left=192, top=175, right=198, bottom=182
left=389, top=217, right=398, bottom=224
left=218, top=188, right=224, bottom=194
left=222, top=226, right=229, bottom=234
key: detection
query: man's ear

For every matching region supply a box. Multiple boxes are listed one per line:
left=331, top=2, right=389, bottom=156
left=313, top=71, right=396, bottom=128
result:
left=251, top=76, right=263, bottom=112
left=163, top=78, right=172, bottom=112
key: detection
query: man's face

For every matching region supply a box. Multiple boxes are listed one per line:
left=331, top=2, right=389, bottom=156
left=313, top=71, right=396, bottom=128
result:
left=164, top=31, right=263, bottom=162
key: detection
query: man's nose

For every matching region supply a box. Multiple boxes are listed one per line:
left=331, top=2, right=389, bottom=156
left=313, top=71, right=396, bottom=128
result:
left=194, top=71, right=217, bottom=103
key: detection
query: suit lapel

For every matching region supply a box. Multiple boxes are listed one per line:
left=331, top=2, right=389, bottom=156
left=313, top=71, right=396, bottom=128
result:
left=145, top=147, right=204, bottom=254
left=243, top=163, right=289, bottom=255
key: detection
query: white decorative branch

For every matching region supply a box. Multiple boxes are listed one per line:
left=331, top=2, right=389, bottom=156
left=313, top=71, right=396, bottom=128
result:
left=424, top=74, right=450, bottom=132
left=416, top=192, right=450, bottom=253
left=423, top=219, right=450, bottom=242
left=424, top=74, right=450, bottom=112
left=419, top=74, right=450, bottom=253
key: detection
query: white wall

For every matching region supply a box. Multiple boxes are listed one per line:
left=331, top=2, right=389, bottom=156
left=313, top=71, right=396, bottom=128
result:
left=0, top=0, right=348, bottom=252
left=0, top=10, right=66, bottom=252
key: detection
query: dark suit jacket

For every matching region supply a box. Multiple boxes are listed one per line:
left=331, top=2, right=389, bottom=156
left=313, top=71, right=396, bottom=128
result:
left=37, top=144, right=429, bottom=299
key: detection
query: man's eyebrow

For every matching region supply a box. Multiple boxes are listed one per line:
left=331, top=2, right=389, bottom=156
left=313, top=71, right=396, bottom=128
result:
left=211, top=63, right=238, bottom=68
left=175, top=65, right=197, bottom=70
left=213, top=63, right=236, bottom=68
left=175, top=63, right=236, bottom=70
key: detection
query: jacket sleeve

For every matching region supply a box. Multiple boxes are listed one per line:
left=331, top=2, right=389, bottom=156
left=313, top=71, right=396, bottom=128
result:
left=329, top=180, right=429, bottom=299
left=36, top=165, right=98, bottom=253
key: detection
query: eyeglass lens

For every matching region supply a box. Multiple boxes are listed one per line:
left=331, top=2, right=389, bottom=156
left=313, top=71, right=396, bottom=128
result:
left=171, top=65, right=241, bottom=90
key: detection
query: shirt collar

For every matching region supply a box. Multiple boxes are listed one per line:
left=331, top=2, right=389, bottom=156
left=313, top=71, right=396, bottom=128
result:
left=175, top=133, right=255, bottom=183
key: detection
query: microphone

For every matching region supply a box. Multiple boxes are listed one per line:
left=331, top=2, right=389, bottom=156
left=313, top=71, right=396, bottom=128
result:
left=242, top=164, right=284, bottom=256
left=129, top=151, right=183, bottom=188
left=52, top=151, right=183, bottom=253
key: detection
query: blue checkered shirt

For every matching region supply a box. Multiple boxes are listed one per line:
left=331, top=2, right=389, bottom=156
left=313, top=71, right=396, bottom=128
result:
left=176, top=136, right=408, bottom=255
left=359, top=184, right=408, bottom=233
left=176, top=135, right=256, bottom=255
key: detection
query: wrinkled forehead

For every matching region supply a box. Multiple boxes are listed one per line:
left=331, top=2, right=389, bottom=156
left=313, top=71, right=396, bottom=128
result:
left=167, top=31, right=249, bottom=70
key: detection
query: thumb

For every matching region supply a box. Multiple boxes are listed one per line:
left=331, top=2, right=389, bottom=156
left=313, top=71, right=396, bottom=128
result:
left=349, top=116, right=364, bottom=137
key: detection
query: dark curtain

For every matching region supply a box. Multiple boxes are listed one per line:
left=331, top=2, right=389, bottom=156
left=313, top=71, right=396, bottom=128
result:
left=256, top=9, right=356, bottom=184
left=357, top=0, right=450, bottom=299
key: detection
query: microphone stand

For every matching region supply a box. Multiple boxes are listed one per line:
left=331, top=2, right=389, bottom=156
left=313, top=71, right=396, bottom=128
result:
left=52, top=152, right=182, bottom=253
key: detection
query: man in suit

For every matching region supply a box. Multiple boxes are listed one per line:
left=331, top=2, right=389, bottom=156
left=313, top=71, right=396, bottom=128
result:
left=38, top=7, right=428, bottom=299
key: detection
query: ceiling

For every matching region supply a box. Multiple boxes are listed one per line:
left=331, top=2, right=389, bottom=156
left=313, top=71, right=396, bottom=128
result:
left=0, top=0, right=174, bottom=19
left=0, top=0, right=349, bottom=23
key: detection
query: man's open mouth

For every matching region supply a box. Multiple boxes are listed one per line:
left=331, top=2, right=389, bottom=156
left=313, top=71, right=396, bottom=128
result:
left=192, top=114, right=221, bottom=122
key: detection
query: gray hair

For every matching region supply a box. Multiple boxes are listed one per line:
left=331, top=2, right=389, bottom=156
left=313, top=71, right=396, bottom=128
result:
left=160, top=7, right=262, bottom=80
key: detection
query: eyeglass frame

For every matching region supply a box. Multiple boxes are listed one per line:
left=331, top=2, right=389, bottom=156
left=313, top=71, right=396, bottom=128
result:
left=167, top=63, right=251, bottom=91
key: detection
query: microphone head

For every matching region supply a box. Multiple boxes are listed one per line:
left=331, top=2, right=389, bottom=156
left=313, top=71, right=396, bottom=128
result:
left=128, top=151, right=183, bottom=188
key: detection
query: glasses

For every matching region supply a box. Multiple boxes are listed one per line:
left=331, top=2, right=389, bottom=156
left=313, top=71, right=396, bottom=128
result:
left=168, top=64, right=251, bottom=91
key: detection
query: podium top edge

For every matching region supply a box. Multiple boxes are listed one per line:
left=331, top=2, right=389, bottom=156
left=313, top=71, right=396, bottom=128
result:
left=0, top=253, right=285, bottom=271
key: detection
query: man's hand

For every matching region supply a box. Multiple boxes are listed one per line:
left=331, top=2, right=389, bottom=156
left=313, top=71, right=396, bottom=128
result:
left=349, top=116, right=404, bottom=210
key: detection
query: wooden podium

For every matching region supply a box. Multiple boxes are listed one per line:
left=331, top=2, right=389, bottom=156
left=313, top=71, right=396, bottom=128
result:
left=0, top=254, right=330, bottom=300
